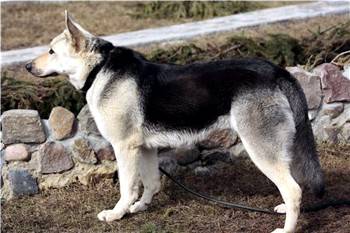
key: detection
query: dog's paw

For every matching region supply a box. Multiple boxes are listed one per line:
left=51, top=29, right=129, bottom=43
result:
left=129, top=201, right=148, bottom=213
left=271, top=228, right=288, bottom=233
left=274, top=203, right=286, bottom=214
left=97, top=209, right=126, bottom=222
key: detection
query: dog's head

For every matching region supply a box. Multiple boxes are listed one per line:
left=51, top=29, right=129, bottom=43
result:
left=26, top=11, right=112, bottom=90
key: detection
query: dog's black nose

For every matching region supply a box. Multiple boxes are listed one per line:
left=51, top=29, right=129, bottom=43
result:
left=25, top=62, right=32, bottom=72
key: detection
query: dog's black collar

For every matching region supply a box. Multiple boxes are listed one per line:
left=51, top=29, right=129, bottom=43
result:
left=81, top=42, right=114, bottom=93
left=81, top=60, right=106, bottom=93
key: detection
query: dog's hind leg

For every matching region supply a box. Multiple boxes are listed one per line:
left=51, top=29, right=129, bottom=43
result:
left=98, top=143, right=141, bottom=222
left=230, top=91, right=302, bottom=233
left=244, top=150, right=302, bottom=233
left=129, top=148, right=160, bottom=213
left=274, top=203, right=287, bottom=214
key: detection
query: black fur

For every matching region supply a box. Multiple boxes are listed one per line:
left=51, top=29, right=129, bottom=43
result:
left=102, top=47, right=283, bottom=130
left=82, top=40, right=114, bottom=92
left=277, top=75, right=325, bottom=197
left=95, top=46, right=324, bottom=196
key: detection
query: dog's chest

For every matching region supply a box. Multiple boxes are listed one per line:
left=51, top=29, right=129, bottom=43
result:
left=86, top=73, right=142, bottom=143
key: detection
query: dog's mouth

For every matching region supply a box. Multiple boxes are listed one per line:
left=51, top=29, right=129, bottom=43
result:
left=27, top=69, right=59, bottom=78
left=25, top=63, right=59, bottom=78
left=36, top=72, right=59, bottom=78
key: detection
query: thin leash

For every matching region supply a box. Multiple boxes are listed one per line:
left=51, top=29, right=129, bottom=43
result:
left=159, top=167, right=350, bottom=215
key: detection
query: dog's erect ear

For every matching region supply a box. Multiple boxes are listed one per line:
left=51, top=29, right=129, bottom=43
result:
left=65, top=10, right=92, bottom=51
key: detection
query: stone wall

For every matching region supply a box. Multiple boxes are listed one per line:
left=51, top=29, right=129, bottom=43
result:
left=288, top=63, right=350, bottom=143
left=1, top=63, right=349, bottom=200
left=1, top=106, right=118, bottom=199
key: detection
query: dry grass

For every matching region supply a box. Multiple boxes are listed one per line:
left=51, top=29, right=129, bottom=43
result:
left=2, top=144, right=350, bottom=233
left=142, top=14, right=350, bottom=54
left=131, top=1, right=297, bottom=20
left=2, top=14, right=348, bottom=85
left=0, top=2, right=189, bottom=51
left=1, top=1, right=297, bottom=51
left=1, top=14, right=348, bottom=119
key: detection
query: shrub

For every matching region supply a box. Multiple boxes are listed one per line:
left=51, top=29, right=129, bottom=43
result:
left=1, top=74, right=86, bottom=118
left=148, top=34, right=305, bottom=67
left=2, top=22, right=349, bottom=116
left=303, top=21, right=350, bottom=69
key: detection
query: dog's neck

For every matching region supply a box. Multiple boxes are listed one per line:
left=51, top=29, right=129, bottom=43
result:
left=81, top=42, right=114, bottom=93
left=81, top=59, right=106, bottom=93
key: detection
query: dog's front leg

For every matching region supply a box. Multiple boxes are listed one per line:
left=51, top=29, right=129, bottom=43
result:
left=129, top=147, right=160, bottom=213
left=98, top=143, right=141, bottom=222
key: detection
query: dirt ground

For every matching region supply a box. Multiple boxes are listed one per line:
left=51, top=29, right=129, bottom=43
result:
left=2, top=143, right=350, bottom=233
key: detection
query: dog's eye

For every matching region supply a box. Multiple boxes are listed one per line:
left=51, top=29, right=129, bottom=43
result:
left=49, top=49, right=55, bottom=55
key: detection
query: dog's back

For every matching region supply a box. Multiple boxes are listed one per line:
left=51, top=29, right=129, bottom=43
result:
left=141, top=58, right=285, bottom=128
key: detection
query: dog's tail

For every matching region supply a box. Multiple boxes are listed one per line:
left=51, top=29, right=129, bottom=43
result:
left=277, top=71, right=325, bottom=198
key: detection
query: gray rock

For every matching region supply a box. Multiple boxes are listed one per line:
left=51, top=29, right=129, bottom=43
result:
left=175, top=147, right=200, bottom=165
left=72, top=137, right=97, bottom=164
left=2, top=109, right=46, bottom=144
left=40, top=142, right=74, bottom=174
left=201, top=150, right=231, bottom=165
left=324, top=126, right=341, bottom=144
left=97, top=145, right=115, bottom=161
left=313, top=103, right=350, bottom=142
left=4, top=144, right=30, bottom=162
left=41, top=119, right=52, bottom=141
left=308, top=110, right=318, bottom=121
left=194, top=166, right=211, bottom=176
left=8, top=169, right=38, bottom=197
left=230, top=142, right=249, bottom=158
left=340, top=123, right=350, bottom=141
left=331, top=103, right=350, bottom=127
left=198, top=129, right=237, bottom=149
left=0, top=132, right=4, bottom=151
left=185, top=160, right=202, bottom=170
left=39, top=161, right=118, bottom=189
left=77, top=105, right=101, bottom=136
left=343, top=65, right=350, bottom=80
left=313, top=63, right=350, bottom=103
left=158, top=154, right=180, bottom=175
left=86, top=134, right=110, bottom=149
left=312, top=115, right=332, bottom=142
left=287, top=67, right=322, bottom=110
left=322, top=103, right=344, bottom=119
left=49, top=106, right=75, bottom=140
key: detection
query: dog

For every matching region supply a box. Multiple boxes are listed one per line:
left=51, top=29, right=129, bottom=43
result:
left=26, top=11, right=325, bottom=233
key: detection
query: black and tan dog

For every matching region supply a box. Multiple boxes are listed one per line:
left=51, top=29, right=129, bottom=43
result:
left=26, top=11, right=324, bottom=233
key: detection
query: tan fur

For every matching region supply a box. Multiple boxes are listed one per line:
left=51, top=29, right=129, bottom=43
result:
left=33, top=53, right=49, bottom=68
left=231, top=90, right=302, bottom=233
left=86, top=72, right=143, bottom=145
left=27, top=12, right=306, bottom=232
left=28, top=11, right=101, bottom=89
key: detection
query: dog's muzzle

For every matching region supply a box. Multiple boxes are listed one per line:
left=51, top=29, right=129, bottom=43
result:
left=25, top=62, right=32, bottom=72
